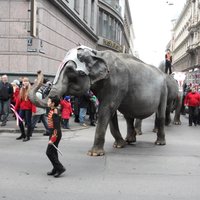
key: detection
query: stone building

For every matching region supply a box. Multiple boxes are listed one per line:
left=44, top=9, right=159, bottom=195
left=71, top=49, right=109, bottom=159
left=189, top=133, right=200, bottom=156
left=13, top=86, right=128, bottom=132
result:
left=171, top=0, right=200, bottom=74
left=0, top=0, right=134, bottom=81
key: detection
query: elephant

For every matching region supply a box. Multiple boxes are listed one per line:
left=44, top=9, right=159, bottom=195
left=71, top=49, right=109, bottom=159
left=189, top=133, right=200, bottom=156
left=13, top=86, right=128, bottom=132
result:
left=158, top=61, right=182, bottom=125
left=135, top=61, right=183, bottom=135
left=29, top=45, right=168, bottom=156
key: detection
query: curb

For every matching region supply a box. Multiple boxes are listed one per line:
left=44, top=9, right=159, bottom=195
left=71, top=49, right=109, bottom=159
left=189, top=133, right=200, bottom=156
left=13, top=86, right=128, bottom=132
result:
left=0, top=125, right=92, bottom=134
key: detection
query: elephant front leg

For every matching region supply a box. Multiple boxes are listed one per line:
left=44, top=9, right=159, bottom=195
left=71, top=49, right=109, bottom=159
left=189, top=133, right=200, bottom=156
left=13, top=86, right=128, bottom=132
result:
left=87, top=109, right=111, bottom=156
left=110, top=111, right=126, bottom=148
left=87, top=127, right=106, bottom=156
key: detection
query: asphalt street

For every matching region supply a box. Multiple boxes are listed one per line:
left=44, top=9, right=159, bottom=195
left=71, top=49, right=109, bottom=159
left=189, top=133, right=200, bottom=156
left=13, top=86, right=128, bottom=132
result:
left=0, top=114, right=200, bottom=200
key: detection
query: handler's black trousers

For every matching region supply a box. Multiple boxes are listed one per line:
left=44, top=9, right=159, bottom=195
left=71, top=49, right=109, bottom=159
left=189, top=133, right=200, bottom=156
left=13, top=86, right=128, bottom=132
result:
left=165, top=61, right=172, bottom=75
left=46, top=131, right=64, bottom=172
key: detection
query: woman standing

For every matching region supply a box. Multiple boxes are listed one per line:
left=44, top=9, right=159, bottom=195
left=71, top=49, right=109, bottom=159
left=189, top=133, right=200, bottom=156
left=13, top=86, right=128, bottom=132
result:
left=15, top=77, right=35, bottom=141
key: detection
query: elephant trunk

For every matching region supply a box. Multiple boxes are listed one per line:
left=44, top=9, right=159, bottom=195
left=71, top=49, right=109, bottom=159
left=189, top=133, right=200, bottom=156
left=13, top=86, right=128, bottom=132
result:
left=28, top=71, right=48, bottom=108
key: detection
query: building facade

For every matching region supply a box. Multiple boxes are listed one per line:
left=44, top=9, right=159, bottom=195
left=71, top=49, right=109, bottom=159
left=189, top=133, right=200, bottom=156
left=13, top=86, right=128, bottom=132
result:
left=171, top=0, right=200, bottom=74
left=0, top=0, right=134, bottom=81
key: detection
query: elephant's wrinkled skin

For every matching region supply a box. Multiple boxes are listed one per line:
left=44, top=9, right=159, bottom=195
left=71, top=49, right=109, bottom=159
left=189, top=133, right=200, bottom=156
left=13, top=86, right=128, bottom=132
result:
left=135, top=61, right=182, bottom=135
left=29, top=46, right=168, bottom=156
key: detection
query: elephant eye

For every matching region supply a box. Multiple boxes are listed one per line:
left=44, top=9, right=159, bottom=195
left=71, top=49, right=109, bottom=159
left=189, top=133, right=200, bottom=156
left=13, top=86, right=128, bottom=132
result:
left=65, top=61, right=77, bottom=70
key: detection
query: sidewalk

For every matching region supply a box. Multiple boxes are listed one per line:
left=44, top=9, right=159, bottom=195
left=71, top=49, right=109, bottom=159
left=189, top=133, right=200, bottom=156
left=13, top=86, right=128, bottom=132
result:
left=0, top=114, right=92, bottom=133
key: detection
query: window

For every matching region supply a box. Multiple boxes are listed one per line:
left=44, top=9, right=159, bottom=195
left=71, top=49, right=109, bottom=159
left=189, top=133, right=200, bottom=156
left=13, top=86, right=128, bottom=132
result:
left=90, top=0, right=95, bottom=29
left=103, top=12, right=109, bottom=37
left=74, top=0, right=80, bottom=13
left=83, top=0, right=88, bottom=22
left=98, top=10, right=103, bottom=36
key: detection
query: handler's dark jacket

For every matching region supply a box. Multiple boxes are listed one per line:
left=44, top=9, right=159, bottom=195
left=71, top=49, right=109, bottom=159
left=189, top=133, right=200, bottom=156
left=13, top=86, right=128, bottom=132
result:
left=48, top=109, right=62, bottom=143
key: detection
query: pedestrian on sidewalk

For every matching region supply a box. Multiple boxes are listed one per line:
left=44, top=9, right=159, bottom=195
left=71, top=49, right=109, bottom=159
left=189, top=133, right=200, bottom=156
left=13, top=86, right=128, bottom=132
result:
left=30, top=89, right=50, bottom=136
left=60, top=96, right=72, bottom=129
left=11, top=80, right=20, bottom=107
left=79, top=92, right=90, bottom=127
left=0, top=75, right=13, bottom=126
left=15, top=77, right=36, bottom=141
left=184, top=86, right=200, bottom=126
left=46, top=95, right=66, bottom=178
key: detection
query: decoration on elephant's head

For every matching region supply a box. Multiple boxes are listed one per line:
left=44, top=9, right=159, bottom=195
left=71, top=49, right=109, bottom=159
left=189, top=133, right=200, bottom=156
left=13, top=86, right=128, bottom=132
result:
left=53, top=45, right=93, bottom=84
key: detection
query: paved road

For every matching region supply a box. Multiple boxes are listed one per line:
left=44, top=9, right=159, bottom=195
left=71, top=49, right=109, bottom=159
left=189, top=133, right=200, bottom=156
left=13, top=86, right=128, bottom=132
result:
left=0, top=114, right=200, bottom=200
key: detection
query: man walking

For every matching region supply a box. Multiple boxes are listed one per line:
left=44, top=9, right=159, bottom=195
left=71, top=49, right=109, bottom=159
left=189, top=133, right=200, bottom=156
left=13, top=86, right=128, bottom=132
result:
left=0, top=75, right=13, bottom=126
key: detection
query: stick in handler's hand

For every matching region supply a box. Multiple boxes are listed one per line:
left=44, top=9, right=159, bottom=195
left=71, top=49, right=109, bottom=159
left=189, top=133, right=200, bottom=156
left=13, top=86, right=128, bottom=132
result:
left=52, top=143, right=63, bottom=156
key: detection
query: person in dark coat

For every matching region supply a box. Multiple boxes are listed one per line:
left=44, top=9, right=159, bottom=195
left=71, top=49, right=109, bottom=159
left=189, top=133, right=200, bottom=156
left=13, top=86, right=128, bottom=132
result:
left=72, top=96, right=80, bottom=123
left=88, top=90, right=99, bottom=126
left=79, top=92, right=90, bottom=126
left=0, top=75, right=13, bottom=126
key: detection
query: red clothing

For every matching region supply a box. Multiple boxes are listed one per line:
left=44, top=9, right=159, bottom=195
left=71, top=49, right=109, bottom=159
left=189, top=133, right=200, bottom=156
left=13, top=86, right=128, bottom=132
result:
left=11, top=88, right=20, bottom=105
left=15, top=96, right=36, bottom=113
left=184, top=92, right=200, bottom=107
left=60, top=99, right=72, bottom=119
left=47, top=109, right=61, bottom=143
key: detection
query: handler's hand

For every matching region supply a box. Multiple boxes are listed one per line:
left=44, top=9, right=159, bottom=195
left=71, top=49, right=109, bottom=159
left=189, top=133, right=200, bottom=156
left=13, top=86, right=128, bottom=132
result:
left=48, top=140, right=53, bottom=145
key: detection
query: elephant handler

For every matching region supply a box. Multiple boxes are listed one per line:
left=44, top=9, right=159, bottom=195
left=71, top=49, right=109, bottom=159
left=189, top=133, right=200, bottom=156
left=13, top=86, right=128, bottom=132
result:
left=46, top=95, right=66, bottom=178
left=165, top=49, right=173, bottom=74
left=184, top=87, right=200, bottom=126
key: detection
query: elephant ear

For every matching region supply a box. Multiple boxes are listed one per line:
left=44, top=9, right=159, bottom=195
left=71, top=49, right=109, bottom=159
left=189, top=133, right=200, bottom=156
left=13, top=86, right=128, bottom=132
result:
left=77, top=48, right=109, bottom=84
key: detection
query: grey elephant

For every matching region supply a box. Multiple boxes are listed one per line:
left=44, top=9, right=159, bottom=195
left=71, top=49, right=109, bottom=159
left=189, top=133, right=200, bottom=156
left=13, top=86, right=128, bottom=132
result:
left=158, top=61, right=182, bottom=125
left=29, top=46, right=168, bottom=156
left=135, top=61, right=182, bottom=135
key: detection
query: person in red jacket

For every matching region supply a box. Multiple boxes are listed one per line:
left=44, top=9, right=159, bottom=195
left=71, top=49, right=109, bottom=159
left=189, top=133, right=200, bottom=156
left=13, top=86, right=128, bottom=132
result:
left=15, top=77, right=36, bottom=141
left=184, top=87, right=200, bottom=126
left=46, top=96, right=66, bottom=178
left=60, top=96, right=72, bottom=129
left=11, top=79, right=20, bottom=107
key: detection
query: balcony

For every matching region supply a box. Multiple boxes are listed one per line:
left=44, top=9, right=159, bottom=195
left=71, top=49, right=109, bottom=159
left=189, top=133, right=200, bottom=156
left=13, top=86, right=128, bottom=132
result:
left=186, top=44, right=197, bottom=54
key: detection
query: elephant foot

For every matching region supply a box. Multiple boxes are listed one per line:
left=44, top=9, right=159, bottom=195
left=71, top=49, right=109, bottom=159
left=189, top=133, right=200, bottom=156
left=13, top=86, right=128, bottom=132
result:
left=125, top=135, right=136, bottom=144
left=135, top=128, right=142, bottom=135
left=165, top=118, right=171, bottom=126
left=87, top=147, right=105, bottom=156
left=152, top=128, right=158, bottom=133
left=165, top=121, right=171, bottom=126
left=173, top=121, right=181, bottom=125
left=155, top=138, right=166, bottom=145
left=113, top=139, right=126, bottom=148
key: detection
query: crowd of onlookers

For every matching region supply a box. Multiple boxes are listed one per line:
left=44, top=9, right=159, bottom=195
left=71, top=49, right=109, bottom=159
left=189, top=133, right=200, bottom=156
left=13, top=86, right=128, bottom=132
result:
left=0, top=74, right=99, bottom=142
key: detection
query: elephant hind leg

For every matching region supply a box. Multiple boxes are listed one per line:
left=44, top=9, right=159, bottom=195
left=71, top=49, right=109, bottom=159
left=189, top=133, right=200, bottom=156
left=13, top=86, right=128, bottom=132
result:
left=155, top=117, right=166, bottom=145
left=125, top=117, right=136, bottom=144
